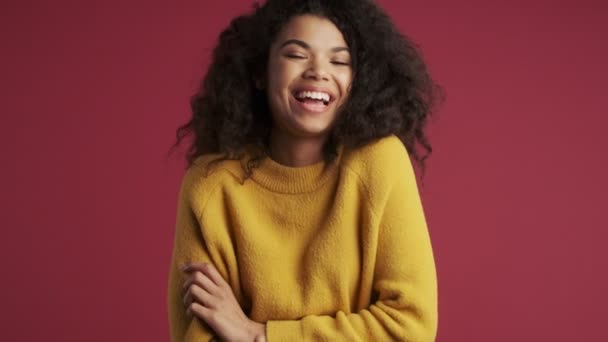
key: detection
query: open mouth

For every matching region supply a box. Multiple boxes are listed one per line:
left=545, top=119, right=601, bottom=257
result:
left=291, top=91, right=335, bottom=113
left=292, top=90, right=334, bottom=107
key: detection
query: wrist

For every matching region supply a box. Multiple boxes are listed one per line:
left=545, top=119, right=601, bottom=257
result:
left=247, top=320, right=266, bottom=341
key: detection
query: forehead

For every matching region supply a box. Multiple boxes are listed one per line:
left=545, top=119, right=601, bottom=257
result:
left=273, top=15, right=348, bottom=49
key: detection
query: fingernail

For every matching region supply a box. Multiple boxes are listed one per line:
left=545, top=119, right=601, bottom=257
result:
left=180, top=264, right=189, bottom=272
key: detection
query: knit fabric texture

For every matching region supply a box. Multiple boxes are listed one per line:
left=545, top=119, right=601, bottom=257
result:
left=167, top=135, right=438, bottom=341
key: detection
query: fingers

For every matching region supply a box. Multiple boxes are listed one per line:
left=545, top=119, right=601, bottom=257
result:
left=182, top=262, right=227, bottom=288
left=181, top=262, right=233, bottom=317
left=203, top=264, right=228, bottom=287
left=255, top=336, right=267, bottom=342
left=187, top=302, right=212, bottom=322
left=184, top=272, right=218, bottom=297
left=184, top=283, right=214, bottom=310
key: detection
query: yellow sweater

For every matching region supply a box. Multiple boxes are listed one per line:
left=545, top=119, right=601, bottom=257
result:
left=167, top=135, right=438, bottom=341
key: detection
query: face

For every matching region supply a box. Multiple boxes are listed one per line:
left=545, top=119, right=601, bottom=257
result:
left=265, top=15, right=353, bottom=141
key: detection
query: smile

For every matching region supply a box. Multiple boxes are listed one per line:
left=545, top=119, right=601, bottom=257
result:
left=291, top=92, right=334, bottom=113
left=290, top=86, right=336, bottom=113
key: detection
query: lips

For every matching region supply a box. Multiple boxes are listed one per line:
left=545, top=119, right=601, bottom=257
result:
left=290, top=92, right=334, bottom=113
left=291, top=86, right=336, bottom=103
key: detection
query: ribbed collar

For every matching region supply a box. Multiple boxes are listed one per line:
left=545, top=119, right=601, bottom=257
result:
left=244, top=145, right=343, bottom=194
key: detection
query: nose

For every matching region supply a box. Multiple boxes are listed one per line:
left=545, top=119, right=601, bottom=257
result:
left=303, top=59, right=329, bottom=81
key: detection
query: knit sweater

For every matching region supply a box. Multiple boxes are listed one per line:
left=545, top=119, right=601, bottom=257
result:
left=167, top=135, right=438, bottom=342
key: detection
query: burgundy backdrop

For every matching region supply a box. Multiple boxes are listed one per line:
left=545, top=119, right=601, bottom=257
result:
left=1, top=0, right=606, bottom=341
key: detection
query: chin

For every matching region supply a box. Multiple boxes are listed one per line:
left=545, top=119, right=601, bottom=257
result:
left=290, top=122, right=332, bottom=138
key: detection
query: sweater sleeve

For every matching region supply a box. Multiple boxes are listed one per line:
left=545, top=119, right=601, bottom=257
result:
left=167, top=169, right=217, bottom=342
left=265, top=152, right=438, bottom=342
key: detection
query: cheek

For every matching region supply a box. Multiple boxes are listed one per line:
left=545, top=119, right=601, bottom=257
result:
left=268, top=80, right=289, bottom=104
left=270, top=60, right=297, bottom=86
left=339, top=72, right=353, bottom=97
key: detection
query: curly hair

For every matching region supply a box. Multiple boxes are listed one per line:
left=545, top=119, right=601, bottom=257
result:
left=170, top=0, right=444, bottom=175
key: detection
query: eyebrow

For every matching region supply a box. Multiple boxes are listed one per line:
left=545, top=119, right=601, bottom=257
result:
left=279, top=39, right=350, bottom=53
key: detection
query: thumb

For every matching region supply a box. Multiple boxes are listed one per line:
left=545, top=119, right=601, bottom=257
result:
left=254, top=335, right=267, bottom=342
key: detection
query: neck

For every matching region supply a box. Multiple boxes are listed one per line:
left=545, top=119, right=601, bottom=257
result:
left=268, top=129, right=328, bottom=167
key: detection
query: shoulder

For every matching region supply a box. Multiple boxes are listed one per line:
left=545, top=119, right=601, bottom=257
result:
left=178, top=154, right=245, bottom=212
left=341, top=134, right=412, bottom=183
left=343, top=136, right=419, bottom=213
left=340, top=135, right=418, bottom=211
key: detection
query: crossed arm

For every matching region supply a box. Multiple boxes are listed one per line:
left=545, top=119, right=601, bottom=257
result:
left=168, top=163, right=437, bottom=341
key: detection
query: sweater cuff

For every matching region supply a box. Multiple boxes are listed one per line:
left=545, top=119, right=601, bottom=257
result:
left=266, top=319, right=303, bottom=341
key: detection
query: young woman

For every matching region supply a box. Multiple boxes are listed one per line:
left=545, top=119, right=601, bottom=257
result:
left=168, top=0, right=443, bottom=341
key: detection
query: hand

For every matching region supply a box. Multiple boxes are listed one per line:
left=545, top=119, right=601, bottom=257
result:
left=181, top=263, right=267, bottom=342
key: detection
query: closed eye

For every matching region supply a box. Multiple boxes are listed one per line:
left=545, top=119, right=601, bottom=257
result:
left=331, top=61, right=350, bottom=66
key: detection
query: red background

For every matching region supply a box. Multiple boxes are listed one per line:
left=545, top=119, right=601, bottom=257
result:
left=1, top=0, right=606, bottom=341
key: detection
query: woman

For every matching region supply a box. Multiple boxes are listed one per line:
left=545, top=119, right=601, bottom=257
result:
left=168, top=0, right=443, bottom=341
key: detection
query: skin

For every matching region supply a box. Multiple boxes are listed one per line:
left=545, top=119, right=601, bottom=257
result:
left=265, top=14, right=353, bottom=167
left=182, top=263, right=266, bottom=342
left=182, top=15, right=353, bottom=341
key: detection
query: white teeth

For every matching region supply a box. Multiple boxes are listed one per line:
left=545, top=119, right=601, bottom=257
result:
left=295, top=91, right=331, bottom=102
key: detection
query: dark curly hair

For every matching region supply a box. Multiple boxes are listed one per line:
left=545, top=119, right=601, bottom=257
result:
left=170, top=0, right=444, bottom=175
